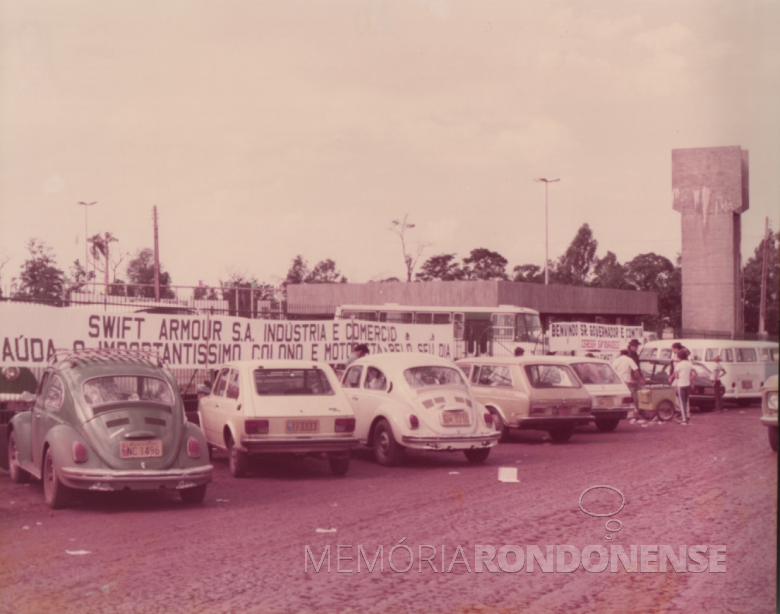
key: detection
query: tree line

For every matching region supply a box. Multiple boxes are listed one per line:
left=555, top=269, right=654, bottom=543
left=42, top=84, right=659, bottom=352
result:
left=2, top=221, right=777, bottom=335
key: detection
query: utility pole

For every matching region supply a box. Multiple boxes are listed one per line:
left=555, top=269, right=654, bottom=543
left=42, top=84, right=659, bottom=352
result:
left=758, top=217, right=770, bottom=336
left=534, top=178, right=560, bottom=284
left=153, top=206, right=161, bottom=301
left=77, top=201, right=96, bottom=293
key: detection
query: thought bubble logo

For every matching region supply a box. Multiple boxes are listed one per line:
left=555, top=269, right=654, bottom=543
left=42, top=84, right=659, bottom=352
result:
left=579, top=485, right=625, bottom=540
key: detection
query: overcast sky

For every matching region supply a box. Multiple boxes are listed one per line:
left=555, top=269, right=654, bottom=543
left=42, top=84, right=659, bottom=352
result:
left=1, top=0, right=778, bottom=290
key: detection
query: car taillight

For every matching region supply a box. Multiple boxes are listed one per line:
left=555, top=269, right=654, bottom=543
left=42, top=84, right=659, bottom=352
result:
left=187, top=437, right=201, bottom=458
left=483, top=412, right=493, bottom=426
left=72, top=441, right=88, bottom=463
left=335, top=418, right=356, bottom=433
left=245, top=419, right=269, bottom=434
left=409, top=415, right=419, bottom=429
left=530, top=408, right=545, bottom=415
left=622, top=397, right=633, bottom=404
left=731, top=382, right=736, bottom=388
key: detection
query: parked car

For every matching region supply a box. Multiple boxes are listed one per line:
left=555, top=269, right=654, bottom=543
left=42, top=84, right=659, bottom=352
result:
left=557, top=356, right=633, bottom=432
left=638, top=359, right=725, bottom=411
left=341, top=354, right=499, bottom=466
left=455, top=356, right=592, bottom=443
left=6, top=348, right=212, bottom=508
left=198, top=360, right=358, bottom=476
left=760, top=375, right=778, bottom=452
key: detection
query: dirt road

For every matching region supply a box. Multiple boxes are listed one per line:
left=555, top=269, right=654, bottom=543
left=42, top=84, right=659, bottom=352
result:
left=0, top=404, right=776, bottom=614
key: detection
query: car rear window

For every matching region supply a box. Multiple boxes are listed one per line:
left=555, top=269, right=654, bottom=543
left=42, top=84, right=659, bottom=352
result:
left=523, top=364, right=581, bottom=389
left=570, top=362, right=621, bottom=385
left=403, top=366, right=468, bottom=389
left=83, top=376, right=174, bottom=406
left=253, top=369, right=334, bottom=395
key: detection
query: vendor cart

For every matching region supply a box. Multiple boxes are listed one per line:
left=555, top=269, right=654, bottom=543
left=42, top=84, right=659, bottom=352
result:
left=636, top=385, right=677, bottom=421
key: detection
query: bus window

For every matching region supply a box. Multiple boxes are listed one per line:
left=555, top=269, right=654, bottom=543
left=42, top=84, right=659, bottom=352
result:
left=453, top=313, right=464, bottom=340
left=735, top=348, right=757, bottom=362
left=516, top=313, right=542, bottom=342
left=491, top=314, right=514, bottom=341
left=380, top=311, right=413, bottom=324
left=342, top=310, right=378, bottom=322
left=415, top=313, right=433, bottom=325
left=689, top=348, right=703, bottom=360
left=705, top=348, right=720, bottom=361
left=433, top=313, right=451, bottom=325
left=722, top=349, right=733, bottom=362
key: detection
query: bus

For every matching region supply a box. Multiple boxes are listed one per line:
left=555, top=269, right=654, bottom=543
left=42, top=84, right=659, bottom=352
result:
left=334, top=304, right=545, bottom=359
left=639, top=339, right=779, bottom=404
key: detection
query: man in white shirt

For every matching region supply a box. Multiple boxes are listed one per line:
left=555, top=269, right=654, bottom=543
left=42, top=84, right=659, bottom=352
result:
left=670, top=348, right=698, bottom=425
left=612, top=350, right=642, bottom=419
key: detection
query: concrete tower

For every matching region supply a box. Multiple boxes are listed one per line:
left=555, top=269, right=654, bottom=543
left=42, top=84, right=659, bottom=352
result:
left=672, top=146, right=749, bottom=336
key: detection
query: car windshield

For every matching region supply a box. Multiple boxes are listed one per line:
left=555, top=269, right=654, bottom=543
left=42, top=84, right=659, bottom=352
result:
left=254, top=369, right=334, bottom=395
left=403, top=366, right=468, bottom=389
left=570, top=362, right=621, bottom=385
left=82, top=376, right=174, bottom=406
left=523, top=364, right=581, bottom=389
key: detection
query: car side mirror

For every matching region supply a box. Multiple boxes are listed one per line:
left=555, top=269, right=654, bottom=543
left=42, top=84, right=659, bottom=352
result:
left=20, top=390, right=36, bottom=403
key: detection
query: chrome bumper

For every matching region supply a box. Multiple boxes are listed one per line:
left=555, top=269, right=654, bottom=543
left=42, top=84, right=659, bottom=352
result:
left=401, top=433, right=500, bottom=446
left=61, top=464, right=213, bottom=483
left=241, top=437, right=360, bottom=453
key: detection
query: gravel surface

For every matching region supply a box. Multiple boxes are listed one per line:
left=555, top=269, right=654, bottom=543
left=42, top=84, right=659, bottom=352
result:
left=0, top=403, right=776, bottom=614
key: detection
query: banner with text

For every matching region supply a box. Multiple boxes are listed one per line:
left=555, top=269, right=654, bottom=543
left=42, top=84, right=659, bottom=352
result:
left=548, top=322, right=645, bottom=362
left=0, top=303, right=455, bottom=367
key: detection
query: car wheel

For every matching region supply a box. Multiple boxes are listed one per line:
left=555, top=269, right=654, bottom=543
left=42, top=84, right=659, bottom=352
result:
left=488, top=409, right=509, bottom=442
left=328, top=453, right=350, bottom=476
left=43, top=447, right=70, bottom=509
left=595, top=419, right=620, bottom=433
left=548, top=428, right=574, bottom=443
left=373, top=419, right=403, bottom=467
left=226, top=434, right=248, bottom=478
left=8, top=431, right=29, bottom=484
left=769, top=427, right=778, bottom=453
left=463, top=448, right=491, bottom=463
left=656, top=400, right=676, bottom=422
left=179, top=484, right=207, bottom=504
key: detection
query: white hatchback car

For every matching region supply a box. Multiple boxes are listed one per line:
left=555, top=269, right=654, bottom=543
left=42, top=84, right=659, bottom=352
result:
left=341, top=354, right=499, bottom=466
left=557, top=356, right=633, bottom=432
left=198, top=360, right=358, bottom=477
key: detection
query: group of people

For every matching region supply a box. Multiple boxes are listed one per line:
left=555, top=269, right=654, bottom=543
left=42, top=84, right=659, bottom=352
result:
left=611, top=339, right=727, bottom=425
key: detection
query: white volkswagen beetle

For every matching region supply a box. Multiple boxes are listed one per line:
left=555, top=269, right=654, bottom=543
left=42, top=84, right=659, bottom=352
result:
left=341, top=353, right=499, bottom=466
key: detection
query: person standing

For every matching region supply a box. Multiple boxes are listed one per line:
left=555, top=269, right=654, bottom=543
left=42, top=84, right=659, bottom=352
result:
left=669, top=342, right=684, bottom=419
left=514, top=347, right=525, bottom=357
left=627, top=339, right=642, bottom=367
left=612, top=350, right=642, bottom=419
left=670, top=348, right=697, bottom=425
left=346, top=343, right=369, bottom=367
left=711, top=355, right=728, bottom=413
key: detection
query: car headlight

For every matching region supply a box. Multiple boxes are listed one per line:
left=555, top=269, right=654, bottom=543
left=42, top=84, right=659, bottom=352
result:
left=766, top=392, right=778, bottom=413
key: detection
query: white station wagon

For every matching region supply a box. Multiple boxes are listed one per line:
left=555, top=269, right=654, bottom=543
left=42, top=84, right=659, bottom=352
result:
left=341, top=353, right=499, bottom=466
left=198, top=360, right=358, bottom=477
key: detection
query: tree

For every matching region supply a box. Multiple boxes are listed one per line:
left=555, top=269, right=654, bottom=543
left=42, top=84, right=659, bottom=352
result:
left=125, top=248, right=175, bottom=299
left=285, top=255, right=347, bottom=285
left=512, top=263, right=545, bottom=284
left=591, top=251, right=631, bottom=290
left=389, top=215, right=428, bottom=282
left=550, top=223, right=598, bottom=286
left=462, top=248, right=509, bottom=280
left=12, top=239, right=65, bottom=305
left=743, top=231, right=779, bottom=335
left=415, top=254, right=465, bottom=281
left=220, top=273, right=275, bottom=318
left=624, top=252, right=681, bottom=331
left=194, top=285, right=220, bottom=301
left=67, top=259, right=95, bottom=293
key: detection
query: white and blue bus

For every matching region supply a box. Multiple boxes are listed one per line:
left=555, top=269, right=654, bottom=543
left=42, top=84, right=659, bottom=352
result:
left=334, top=304, right=545, bottom=359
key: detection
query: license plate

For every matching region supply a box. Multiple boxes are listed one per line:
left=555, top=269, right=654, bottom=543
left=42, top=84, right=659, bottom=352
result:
left=741, top=380, right=753, bottom=390
left=552, top=407, right=571, bottom=416
left=120, top=440, right=162, bottom=459
left=442, top=410, right=470, bottom=426
left=704, top=387, right=714, bottom=394
left=286, top=420, right=319, bottom=434
left=597, top=397, right=614, bottom=408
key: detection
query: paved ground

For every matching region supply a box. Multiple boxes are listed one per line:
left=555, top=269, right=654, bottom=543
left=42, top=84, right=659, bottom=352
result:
left=0, top=403, right=776, bottom=614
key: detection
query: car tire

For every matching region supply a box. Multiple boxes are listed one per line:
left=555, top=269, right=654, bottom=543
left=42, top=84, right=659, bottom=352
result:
left=43, top=447, right=70, bottom=509
left=328, top=453, right=350, bottom=476
left=488, top=408, right=509, bottom=442
left=595, top=419, right=620, bottom=433
left=548, top=428, right=574, bottom=443
left=373, top=419, right=403, bottom=467
left=179, top=484, right=207, bottom=504
left=656, top=400, right=675, bottom=422
left=227, top=434, right=248, bottom=478
left=8, top=431, right=29, bottom=484
left=769, top=427, right=778, bottom=452
left=463, top=448, right=491, bottom=463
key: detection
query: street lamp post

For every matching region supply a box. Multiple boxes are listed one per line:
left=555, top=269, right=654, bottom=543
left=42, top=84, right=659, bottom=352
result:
left=534, top=178, right=560, bottom=284
left=77, top=201, right=97, bottom=292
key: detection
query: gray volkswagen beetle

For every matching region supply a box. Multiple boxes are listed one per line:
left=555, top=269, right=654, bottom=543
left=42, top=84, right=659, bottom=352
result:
left=6, top=348, right=212, bottom=508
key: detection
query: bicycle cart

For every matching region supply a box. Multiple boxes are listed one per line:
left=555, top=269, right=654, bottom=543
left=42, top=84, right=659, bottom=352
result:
left=636, top=385, right=677, bottom=421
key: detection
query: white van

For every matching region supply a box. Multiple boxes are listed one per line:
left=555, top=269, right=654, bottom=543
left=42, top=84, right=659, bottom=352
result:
left=640, top=339, right=779, bottom=405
